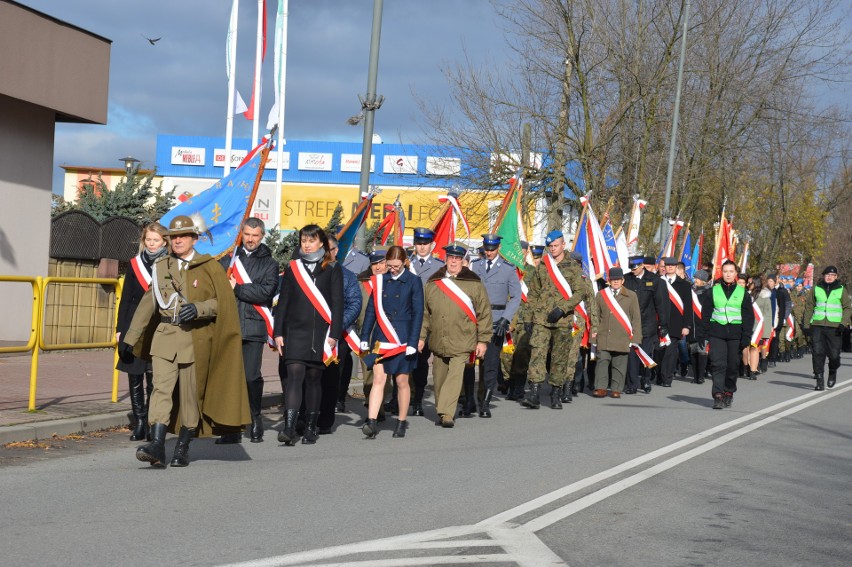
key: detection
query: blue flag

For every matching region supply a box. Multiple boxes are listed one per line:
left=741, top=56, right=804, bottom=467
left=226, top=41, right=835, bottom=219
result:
left=335, top=196, right=373, bottom=263
left=681, top=232, right=693, bottom=276
left=160, top=151, right=262, bottom=257
left=689, top=239, right=701, bottom=279
left=571, top=213, right=594, bottom=279
left=601, top=219, right=619, bottom=268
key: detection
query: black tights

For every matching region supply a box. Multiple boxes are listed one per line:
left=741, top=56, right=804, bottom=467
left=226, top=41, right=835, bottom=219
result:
left=285, top=363, right=323, bottom=413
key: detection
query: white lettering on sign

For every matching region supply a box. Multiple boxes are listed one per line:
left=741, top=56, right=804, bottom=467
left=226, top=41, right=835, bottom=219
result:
left=383, top=155, right=418, bottom=174
left=297, top=152, right=333, bottom=171
left=171, top=147, right=206, bottom=166
left=426, top=156, right=461, bottom=176
left=340, top=153, right=375, bottom=173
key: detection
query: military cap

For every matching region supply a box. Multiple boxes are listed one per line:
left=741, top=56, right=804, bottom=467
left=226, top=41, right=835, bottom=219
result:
left=545, top=230, right=564, bottom=245
left=608, top=267, right=624, bottom=280
left=823, top=265, right=838, bottom=275
left=369, top=249, right=387, bottom=264
left=167, top=215, right=199, bottom=236
left=662, top=256, right=678, bottom=266
left=693, top=269, right=710, bottom=282
left=795, top=278, right=804, bottom=285
left=481, top=233, right=502, bottom=250
left=628, top=255, right=644, bottom=267
left=413, top=227, right=435, bottom=243
left=643, top=255, right=656, bottom=265
left=530, top=245, right=545, bottom=257
left=443, top=244, right=467, bottom=258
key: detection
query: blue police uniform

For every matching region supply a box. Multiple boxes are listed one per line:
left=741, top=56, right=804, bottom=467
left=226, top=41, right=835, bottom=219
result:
left=343, top=248, right=370, bottom=275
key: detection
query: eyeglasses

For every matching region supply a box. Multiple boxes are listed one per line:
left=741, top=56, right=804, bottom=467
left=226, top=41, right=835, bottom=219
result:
left=386, top=262, right=404, bottom=270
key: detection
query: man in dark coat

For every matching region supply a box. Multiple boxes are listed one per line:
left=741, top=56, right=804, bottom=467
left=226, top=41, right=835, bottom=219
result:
left=688, top=269, right=712, bottom=384
left=658, top=257, right=693, bottom=387
left=623, top=255, right=669, bottom=393
left=802, top=265, right=852, bottom=390
left=216, top=218, right=279, bottom=444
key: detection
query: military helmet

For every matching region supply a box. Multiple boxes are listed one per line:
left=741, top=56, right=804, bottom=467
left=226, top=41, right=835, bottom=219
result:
left=167, top=215, right=199, bottom=236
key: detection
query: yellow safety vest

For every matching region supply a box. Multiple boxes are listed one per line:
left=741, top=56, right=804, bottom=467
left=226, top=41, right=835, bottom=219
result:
left=811, top=286, right=844, bottom=324
left=711, top=284, right=744, bottom=325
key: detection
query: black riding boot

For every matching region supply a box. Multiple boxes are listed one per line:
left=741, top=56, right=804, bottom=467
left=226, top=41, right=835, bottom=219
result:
left=169, top=426, right=195, bottom=467
left=561, top=380, right=574, bottom=403
left=278, top=409, right=300, bottom=445
left=815, top=373, right=825, bottom=391
left=249, top=379, right=264, bottom=443
left=759, top=358, right=768, bottom=373
left=412, top=385, right=425, bottom=416
left=128, top=373, right=149, bottom=441
left=460, top=373, right=476, bottom=417
left=479, top=389, right=493, bottom=418
left=136, top=422, right=167, bottom=467
left=522, top=382, right=541, bottom=409
left=827, top=371, right=837, bottom=389
left=550, top=385, right=563, bottom=409
left=302, top=412, right=319, bottom=444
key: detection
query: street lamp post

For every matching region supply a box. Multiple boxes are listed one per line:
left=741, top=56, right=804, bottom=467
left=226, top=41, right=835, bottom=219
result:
left=119, top=156, right=140, bottom=176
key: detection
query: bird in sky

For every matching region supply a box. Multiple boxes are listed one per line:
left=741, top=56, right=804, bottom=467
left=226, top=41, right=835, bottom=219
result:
left=142, top=35, right=161, bottom=46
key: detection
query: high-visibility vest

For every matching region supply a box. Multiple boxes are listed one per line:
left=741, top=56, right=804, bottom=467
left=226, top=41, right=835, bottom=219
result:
left=711, top=284, right=745, bottom=325
left=811, top=285, right=844, bottom=324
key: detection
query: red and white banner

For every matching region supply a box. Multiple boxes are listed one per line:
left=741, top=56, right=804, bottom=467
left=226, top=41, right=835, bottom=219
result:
left=129, top=254, right=152, bottom=292
left=434, top=278, right=477, bottom=323
left=437, top=194, right=471, bottom=239
left=371, top=275, right=407, bottom=360
left=290, top=260, right=337, bottom=365
left=502, top=331, right=515, bottom=353
left=665, top=279, right=684, bottom=315
left=600, top=288, right=633, bottom=339
left=632, top=344, right=657, bottom=368
left=626, top=196, right=648, bottom=254
left=785, top=313, right=795, bottom=342
left=231, top=255, right=275, bottom=345
left=518, top=269, right=528, bottom=303
left=751, top=302, right=764, bottom=347
left=543, top=253, right=591, bottom=345
left=691, top=289, right=702, bottom=319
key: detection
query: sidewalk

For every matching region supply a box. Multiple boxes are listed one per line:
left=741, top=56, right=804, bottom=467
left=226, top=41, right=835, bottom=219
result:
left=0, top=348, right=363, bottom=445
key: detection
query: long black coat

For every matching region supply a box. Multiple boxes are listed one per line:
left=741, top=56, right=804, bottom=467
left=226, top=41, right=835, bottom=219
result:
left=623, top=269, right=670, bottom=337
left=219, top=243, right=280, bottom=342
left=660, top=275, right=694, bottom=339
left=273, top=259, right=344, bottom=364
left=116, top=255, right=154, bottom=373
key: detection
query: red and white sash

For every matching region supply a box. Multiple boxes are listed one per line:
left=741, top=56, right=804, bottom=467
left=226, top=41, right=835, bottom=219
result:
left=130, top=254, right=152, bottom=291
left=659, top=333, right=672, bottom=347
left=502, top=330, right=515, bottom=353
left=785, top=313, right=795, bottom=342
left=665, top=278, right=684, bottom=315
left=518, top=268, right=528, bottom=303
left=691, top=289, right=702, bottom=319
left=600, top=287, right=655, bottom=366
left=543, top=254, right=591, bottom=345
left=231, top=256, right=275, bottom=345
left=370, top=274, right=407, bottom=360
left=289, top=260, right=338, bottom=365
left=434, top=277, right=477, bottom=323
left=751, top=302, right=764, bottom=347
left=633, top=344, right=657, bottom=368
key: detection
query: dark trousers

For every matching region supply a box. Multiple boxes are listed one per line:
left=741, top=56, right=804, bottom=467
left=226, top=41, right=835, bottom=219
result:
left=769, top=333, right=780, bottom=362
left=413, top=346, right=431, bottom=403
left=627, top=335, right=655, bottom=390
left=481, top=340, right=500, bottom=393
left=317, top=342, right=350, bottom=429
left=338, top=341, right=355, bottom=403
left=811, top=326, right=842, bottom=376
left=661, top=342, right=679, bottom=385
left=690, top=344, right=708, bottom=381
left=242, top=340, right=265, bottom=418
left=709, top=337, right=740, bottom=397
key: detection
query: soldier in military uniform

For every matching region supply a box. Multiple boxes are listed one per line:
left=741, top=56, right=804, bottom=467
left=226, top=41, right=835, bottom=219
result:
left=119, top=215, right=249, bottom=468
left=466, top=234, right=521, bottom=417
left=506, top=243, right=544, bottom=401
left=408, top=227, right=445, bottom=416
left=790, top=280, right=808, bottom=358
left=522, top=230, right=596, bottom=409
left=419, top=244, right=492, bottom=427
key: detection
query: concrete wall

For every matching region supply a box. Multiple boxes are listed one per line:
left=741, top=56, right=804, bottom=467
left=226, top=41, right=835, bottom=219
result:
left=0, top=95, right=54, bottom=341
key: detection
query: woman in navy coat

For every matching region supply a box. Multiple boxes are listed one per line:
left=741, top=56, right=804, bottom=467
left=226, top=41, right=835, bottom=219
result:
left=360, top=245, right=424, bottom=438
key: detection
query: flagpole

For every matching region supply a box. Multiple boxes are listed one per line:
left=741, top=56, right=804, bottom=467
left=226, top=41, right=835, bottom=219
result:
left=677, top=221, right=690, bottom=259
left=274, top=0, right=289, bottom=231
left=225, top=0, right=240, bottom=177
left=250, top=0, right=264, bottom=147
left=571, top=204, right=588, bottom=252
left=493, top=172, right=518, bottom=231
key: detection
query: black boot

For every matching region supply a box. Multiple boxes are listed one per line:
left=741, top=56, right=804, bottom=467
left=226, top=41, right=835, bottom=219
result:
left=144, top=372, right=154, bottom=441
left=412, top=386, right=425, bottom=416
left=392, top=419, right=408, bottom=438
left=249, top=380, right=264, bottom=443
left=521, top=382, right=541, bottom=409
left=128, top=373, right=149, bottom=441
left=169, top=426, right=195, bottom=467
left=815, top=373, right=824, bottom=391
left=479, top=390, right=493, bottom=418
left=784, top=350, right=791, bottom=363
left=759, top=358, right=768, bottom=373
left=136, top=422, right=167, bottom=467
left=827, top=371, right=836, bottom=389
left=550, top=385, right=563, bottom=409
left=278, top=409, right=300, bottom=445
left=712, top=394, right=724, bottom=410
left=362, top=418, right=379, bottom=439
left=302, top=412, right=319, bottom=444
left=561, top=380, right=574, bottom=403
left=460, top=374, right=476, bottom=417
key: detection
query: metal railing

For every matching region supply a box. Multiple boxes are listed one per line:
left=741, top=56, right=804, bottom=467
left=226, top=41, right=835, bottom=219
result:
left=0, top=275, right=124, bottom=411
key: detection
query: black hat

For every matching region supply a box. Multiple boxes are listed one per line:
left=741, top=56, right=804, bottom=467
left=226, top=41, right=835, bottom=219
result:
left=628, top=255, right=644, bottom=267
left=530, top=245, right=545, bottom=257
left=413, top=227, right=435, bottom=244
left=443, top=244, right=466, bottom=258
left=823, top=265, right=838, bottom=275
left=662, top=257, right=678, bottom=266
left=609, top=267, right=624, bottom=280
left=481, top=233, right=502, bottom=250
left=643, top=255, right=656, bottom=265
left=369, top=249, right=387, bottom=264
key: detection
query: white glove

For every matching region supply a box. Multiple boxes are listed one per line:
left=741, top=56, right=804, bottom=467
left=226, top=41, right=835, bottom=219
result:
left=405, top=346, right=416, bottom=356
left=360, top=341, right=370, bottom=352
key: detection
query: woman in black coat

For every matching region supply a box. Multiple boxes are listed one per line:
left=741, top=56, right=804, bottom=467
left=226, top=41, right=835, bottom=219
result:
left=273, top=225, right=343, bottom=445
left=115, top=222, right=169, bottom=440
left=360, top=245, right=424, bottom=439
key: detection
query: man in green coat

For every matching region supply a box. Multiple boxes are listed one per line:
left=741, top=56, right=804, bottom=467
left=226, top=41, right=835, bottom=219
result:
left=802, top=265, right=851, bottom=390
left=591, top=267, right=642, bottom=398
left=120, top=215, right=250, bottom=468
left=419, top=244, right=493, bottom=428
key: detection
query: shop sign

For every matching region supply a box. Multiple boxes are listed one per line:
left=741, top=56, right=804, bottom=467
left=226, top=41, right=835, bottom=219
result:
left=171, top=147, right=206, bottom=166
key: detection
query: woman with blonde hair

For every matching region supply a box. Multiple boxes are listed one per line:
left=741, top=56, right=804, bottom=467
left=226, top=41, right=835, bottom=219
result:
left=360, top=245, right=424, bottom=438
left=115, top=221, right=169, bottom=440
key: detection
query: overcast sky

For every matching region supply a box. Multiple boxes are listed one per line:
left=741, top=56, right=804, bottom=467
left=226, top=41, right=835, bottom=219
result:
left=19, top=0, right=510, bottom=194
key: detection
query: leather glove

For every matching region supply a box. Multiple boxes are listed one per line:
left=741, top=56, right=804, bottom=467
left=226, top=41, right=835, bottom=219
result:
left=836, top=325, right=846, bottom=337
left=117, top=342, right=134, bottom=363
left=523, top=322, right=533, bottom=334
left=493, top=317, right=510, bottom=338
left=178, top=303, right=198, bottom=323
left=405, top=346, right=417, bottom=356
left=360, top=341, right=370, bottom=352
left=546, top=307, right=565, bottom=324
left=802, top=326, right=812, bottom=338
left=659, top=326, right=669, bottom=338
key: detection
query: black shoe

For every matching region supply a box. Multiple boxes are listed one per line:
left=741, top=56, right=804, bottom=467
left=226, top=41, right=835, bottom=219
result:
left=561, top=381, right=574, bottom=403
left=302, top=412, right=319, bottom=444
left=723, top=393, right=733, bottom=408
left=216, top=432, right=243, bottom=444
left=130, top=419, right=149, bottom=442
left=250, top=415, right=264, bottom=443
left=479, top=390, right=493, bottom=418
left=827, top=372, right=837, bottom=389
left=392, top=419, right=408, bottom=438
left=412, top=403, right=424, bottom=416
left=335, top=401, right=346, bottom=413
left=750, top=371, right=760, bottom=381
left=768, top=360, right=776, bottom=368
left=136, top=422, right=167, bottom=467
left=712, top=395, right=724, bottom=410
left=815, top=373, right=825, bottom=391
left=623, top=387, right=637, bottom=394
left=521, top=383, right=541, bottom=409
left=277, top=409, right=300, bottom=445
left=662, top=382, right=672, bottom=388
left=362, top=418, right=379, bottom=439
left=169, top=426, right=195, bottom=467
left=550, top=385, right=563, bottom=409
left=640, top=378, right=652, bottom=394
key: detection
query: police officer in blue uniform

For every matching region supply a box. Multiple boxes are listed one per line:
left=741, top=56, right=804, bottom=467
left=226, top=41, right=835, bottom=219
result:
left=343, top=245, right=370, bottom=275
left=468, top=234, right=522, bottom=417
left=407, top=227, right=445, bottom=416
